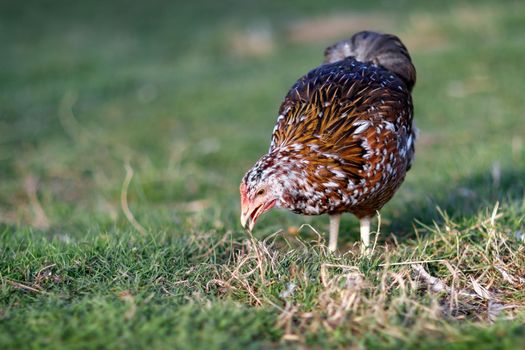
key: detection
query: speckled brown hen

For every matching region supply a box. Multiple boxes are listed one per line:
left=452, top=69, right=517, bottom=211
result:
left=240, top=31, right=417, bottom=251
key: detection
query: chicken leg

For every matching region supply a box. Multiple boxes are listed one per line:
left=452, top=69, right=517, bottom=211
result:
left=360, top=216, right=371, bottom=253
left=329, top=215, right=372, bottom=252
left=328, top=214, right=341, bottom=252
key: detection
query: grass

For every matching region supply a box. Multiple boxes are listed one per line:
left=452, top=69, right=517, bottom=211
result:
left=1, top=0, right=525, bottom=348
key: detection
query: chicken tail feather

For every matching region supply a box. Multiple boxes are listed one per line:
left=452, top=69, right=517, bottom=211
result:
left=324, top=31, right=416, bottom=91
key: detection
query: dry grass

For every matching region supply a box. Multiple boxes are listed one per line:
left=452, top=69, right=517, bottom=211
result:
left=207, top=204, right=524, bottom=345
left=286, top=13, right=393, bottom=44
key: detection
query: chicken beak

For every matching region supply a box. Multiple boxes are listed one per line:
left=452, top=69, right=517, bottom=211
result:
left=240, top=205, right=259, bottom=232
left=240, top=199, right=276, bottom=232
left=240, top=210, right=252, bottom=231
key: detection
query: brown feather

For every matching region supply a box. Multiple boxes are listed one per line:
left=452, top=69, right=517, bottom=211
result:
left=243, top=31, right=416, bottom=220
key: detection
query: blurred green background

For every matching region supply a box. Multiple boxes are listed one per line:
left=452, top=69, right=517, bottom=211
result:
left=1, top=1, right=525, bottom=348
left=1, top=0, right=524, bottom=237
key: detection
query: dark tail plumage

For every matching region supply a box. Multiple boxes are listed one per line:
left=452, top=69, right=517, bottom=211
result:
left=324, top=31, right=416, bottom=91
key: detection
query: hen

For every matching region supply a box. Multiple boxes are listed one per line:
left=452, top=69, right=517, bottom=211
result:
left=240, top=31, right=416, bottom=251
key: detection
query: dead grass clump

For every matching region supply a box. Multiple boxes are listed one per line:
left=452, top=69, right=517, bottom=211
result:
left=209, top=203, right=524, bottom=343
left=228, top=24, right=276, bottom=58
left=286, top=13, right=393, bottom=44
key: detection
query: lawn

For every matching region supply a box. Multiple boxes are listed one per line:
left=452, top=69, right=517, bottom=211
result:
left=1, top=0, right=525, bottom=348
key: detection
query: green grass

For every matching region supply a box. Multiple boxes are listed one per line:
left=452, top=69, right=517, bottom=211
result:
left=1, top=0, right=525, bottom=348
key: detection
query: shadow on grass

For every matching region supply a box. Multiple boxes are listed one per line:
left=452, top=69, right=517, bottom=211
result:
left=386, top=164, right=525, bottom=242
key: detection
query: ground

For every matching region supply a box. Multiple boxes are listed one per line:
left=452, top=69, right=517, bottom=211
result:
left=1, top=0, right=525, bottom=349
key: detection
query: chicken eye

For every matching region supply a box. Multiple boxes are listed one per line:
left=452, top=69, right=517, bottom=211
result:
left=256, top=188, right=265, bottom=196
